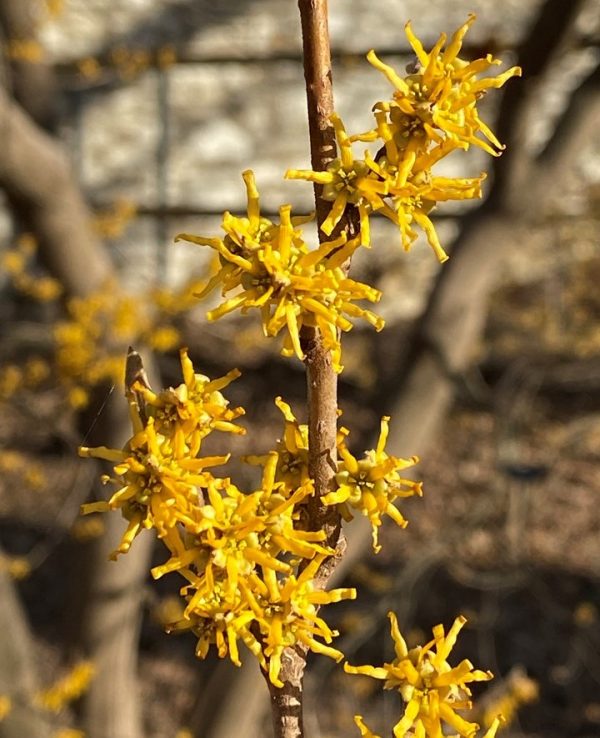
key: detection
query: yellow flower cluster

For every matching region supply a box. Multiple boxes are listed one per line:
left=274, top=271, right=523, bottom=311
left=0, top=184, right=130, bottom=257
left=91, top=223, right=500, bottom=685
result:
left=1, top=234, right=63, bottom=302
left=179, top=17, right=519, bottom=373
left=77, top=45, right=177, bottom=82
left=0, top=449, right=47, bottom=491
left=77, top=15, right=520, bottom=716
left=80, top=351, right=355, bottom=685
left=177, top=170, right=383, bottom=373
left=287, top=15, right=520, bottom=261
left=246, top=401, right=422, bottom=552
left=1, top=229, right=224, bottom=409
left=346, top=613, right=501, bottom=738
left=35, top=661, right=95, bottom=713
left=54, top=281, right=181, bottom=408
left=80, top=348, right=240, bottom=556
left=92, top=198, right=138, bottom=240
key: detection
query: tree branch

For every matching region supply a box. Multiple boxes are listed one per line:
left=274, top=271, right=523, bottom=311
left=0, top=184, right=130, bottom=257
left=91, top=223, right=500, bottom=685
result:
left=0, top=566, right=53, bottom=738
left=0, top=0, right=58, bottom=129
left=0, top=84, right=112, bottom=295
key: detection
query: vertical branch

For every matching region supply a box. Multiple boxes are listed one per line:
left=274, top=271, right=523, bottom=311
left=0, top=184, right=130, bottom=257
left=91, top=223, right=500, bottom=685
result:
left=297, top=0, right=335, bottom=224
left=297, top=0, right=340, bottom=553
left=266, top=3, right=342, bottom=738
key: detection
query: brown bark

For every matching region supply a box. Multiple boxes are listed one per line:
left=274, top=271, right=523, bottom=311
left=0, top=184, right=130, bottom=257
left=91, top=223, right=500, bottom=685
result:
left=298, top=0, right=340, bottom=551
left=0, top=84, right=112, bottom=295
left=0, top=567, right=53, bottom=738
left=262, top=3, right=341, bottom=737
left=0, top=0, right=58, bottom=128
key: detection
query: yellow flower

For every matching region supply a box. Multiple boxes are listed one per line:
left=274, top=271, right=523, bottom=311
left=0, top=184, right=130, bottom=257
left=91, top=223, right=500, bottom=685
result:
left=138, top=347, right=245, bottom=455
left=346, top=613, right=498, bottom=738
left=364, top=139, right=485, bottom=261
left=176, top=171, right=383, bottom=372
left=367, top=15, right=521, bottom=157
left=251, top=453, right=330, bottom=562
left=286, top=114, right=388, bottom=246
left=324, top=417, right=422, bottom=552
left=252, top=555, right=356, bottom=687
left=80, top=417, right=229, bottom=558
left=244, top=396, right=311, bottom=491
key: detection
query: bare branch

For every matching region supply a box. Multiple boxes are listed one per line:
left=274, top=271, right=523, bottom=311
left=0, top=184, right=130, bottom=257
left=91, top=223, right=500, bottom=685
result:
left=0, top=0, right=58, bottom=128
left=0, top=567, right=53, bottom=738
left=0, top=84, right=112, bottom=295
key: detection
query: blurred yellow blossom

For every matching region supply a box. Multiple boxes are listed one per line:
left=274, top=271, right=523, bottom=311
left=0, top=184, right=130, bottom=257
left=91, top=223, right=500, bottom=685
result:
left=36, top=662, right=95, bottom=713
left=45, top=0, right=65, bottom=17
left=481, top=671, right=538, bottom=730
left=54, top=284, right=181, bottom=407
left=0, top=365, right=22, bottom=398
left=0, top=696, right=11, bottom=721
left=6, top=39, right=45, bottom=62
left=71, top=516, right=106, bottom=542
left=0, top=450, right=46, bottom=491
left=92, top=199, right=138, bottom=240
left=1, top=234, right=63, bottom=301
left=77, top=57, right=102, bottom=81
left=0, top=555, right=31, bottom=581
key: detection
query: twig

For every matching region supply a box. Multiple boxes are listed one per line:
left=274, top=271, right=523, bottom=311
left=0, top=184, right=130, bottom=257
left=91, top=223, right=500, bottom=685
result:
left=265, top=3, right=343, bottom=738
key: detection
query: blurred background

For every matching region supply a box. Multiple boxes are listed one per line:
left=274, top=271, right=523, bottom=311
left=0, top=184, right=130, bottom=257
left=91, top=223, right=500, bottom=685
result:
left=0, top=1, right=599, bottom=737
